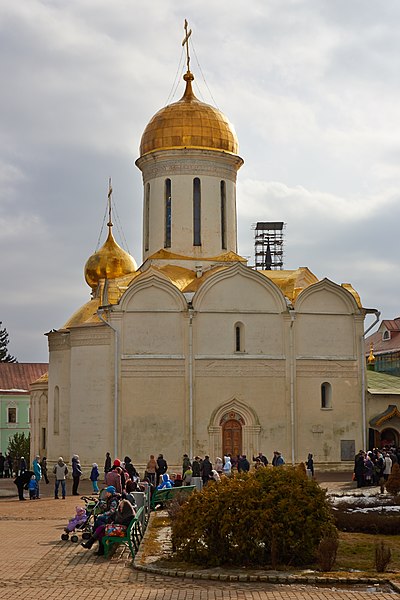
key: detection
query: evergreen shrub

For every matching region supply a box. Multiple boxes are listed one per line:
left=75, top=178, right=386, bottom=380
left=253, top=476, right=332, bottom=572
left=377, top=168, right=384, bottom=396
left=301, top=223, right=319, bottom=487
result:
left=170, top=466, right=336, bottom=567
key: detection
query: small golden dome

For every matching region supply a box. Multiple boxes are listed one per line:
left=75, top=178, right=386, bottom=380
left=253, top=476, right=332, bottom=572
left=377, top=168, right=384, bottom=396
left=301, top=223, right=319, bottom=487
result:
left=367, top=343, right=376, bottom=365
left=84, top=227, right=137, bottom=289
left=139, top=71, right=239, bottom=157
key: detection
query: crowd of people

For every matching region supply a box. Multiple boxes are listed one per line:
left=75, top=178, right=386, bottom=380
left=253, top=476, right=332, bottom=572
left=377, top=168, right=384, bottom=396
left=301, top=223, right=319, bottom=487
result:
left=9, top=448, right=316, bottom=502
left=0, top=452, right=47, bottom=480
left=80, top=485, right=137, bottom=556
left=354, top=447, right=399, bottom=488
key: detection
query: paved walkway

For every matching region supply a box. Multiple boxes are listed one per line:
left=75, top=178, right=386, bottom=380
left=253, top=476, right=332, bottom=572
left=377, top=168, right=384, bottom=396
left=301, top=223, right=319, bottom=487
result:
left=0, top=477, right=396, bottom=599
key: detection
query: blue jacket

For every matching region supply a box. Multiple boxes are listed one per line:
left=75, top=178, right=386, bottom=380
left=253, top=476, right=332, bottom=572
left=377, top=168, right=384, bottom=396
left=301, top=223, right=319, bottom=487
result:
left=90, top=466, right=99, bottom=481
left=32, top=458, right=42, bottom=481
left=28, top=478, right=37, bottom=491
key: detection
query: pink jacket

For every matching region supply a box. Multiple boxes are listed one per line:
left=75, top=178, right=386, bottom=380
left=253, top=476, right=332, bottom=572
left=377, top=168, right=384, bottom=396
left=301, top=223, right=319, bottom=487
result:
left=105, top=469, right=122, bottom=493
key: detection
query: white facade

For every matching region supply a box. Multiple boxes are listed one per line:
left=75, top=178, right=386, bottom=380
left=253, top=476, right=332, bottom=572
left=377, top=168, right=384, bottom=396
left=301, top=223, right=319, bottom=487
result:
left=30, top=65, right=373, bottom=473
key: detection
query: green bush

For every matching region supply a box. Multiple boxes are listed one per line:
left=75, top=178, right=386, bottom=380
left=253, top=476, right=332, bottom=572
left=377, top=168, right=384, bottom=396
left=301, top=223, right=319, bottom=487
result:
left=170, top=466, right=336, bottom=567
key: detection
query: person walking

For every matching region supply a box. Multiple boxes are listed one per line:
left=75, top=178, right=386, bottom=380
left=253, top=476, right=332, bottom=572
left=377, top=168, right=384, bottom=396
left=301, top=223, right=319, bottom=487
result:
left=32, top=455, right=42, bottom=498
left=104, top=452, right=112, bottom=480
left=90, top=463, right=100, bottom=494
left=306, top=453, right=314, bottom=478
left=0, top=452, right=4, bottom=478
left=53, top=456, right=68, bottom=499
left=71, top=454, right=82, bottom=496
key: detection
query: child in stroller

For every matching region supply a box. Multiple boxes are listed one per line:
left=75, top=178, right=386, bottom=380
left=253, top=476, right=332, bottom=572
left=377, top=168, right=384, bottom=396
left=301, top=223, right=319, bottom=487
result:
left=61, top=506, right=87, bottom=542
left=60, top=489, right=108, bottom=542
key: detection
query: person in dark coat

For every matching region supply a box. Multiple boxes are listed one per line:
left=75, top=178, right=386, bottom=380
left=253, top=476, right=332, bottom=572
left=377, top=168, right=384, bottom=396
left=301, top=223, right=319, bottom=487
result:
left=104, top=452, right=112, bottom=478
left=156, top=454, right=168, bottom=485
left=192, top=457, right=201, bottom=478
left=238, top=455, right=250, bottom=472
left=19, top=456, right=27, bottom=475
left=253, top=452, right=268, bottom=466
left=71, top=455, right=82, bottom=495
left=14, top=470, right=34, bottom=501
left=306, top=453, right=314, bottom=477
left=354, top=450, right=365, bottom=488
left=201, top=455, right=212, bottom=485
left=40, top=457, right=49, bottom=484
left=124, top=456, right=138, bottom=481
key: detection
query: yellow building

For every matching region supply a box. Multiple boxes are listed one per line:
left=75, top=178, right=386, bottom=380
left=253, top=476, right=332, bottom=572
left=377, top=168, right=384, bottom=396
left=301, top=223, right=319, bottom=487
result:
left=31, top=44, right=377, bottom=472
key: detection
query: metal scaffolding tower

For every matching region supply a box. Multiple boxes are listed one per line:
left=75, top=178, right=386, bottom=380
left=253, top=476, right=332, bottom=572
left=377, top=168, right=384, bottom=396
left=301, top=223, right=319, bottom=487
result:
left=253, top=222, right=285, bottom=270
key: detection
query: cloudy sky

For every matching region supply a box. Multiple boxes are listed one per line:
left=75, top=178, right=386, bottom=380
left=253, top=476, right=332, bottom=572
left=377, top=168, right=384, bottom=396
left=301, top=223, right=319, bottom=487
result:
left=1, top=0, right=399, bottom=362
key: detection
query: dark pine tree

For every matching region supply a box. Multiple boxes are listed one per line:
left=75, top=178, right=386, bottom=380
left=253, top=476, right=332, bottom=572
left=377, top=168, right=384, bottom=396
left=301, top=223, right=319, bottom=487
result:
left=0, top=322, right=17, bottom=363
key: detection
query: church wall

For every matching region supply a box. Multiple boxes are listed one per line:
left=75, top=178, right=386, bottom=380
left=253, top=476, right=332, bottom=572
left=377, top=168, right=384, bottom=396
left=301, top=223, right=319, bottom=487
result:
left=195, top=312, right=284, bottom=356
left=193, top=358, right=288, bottom=461
left=295, top=360, right=362, bottom=463
left=122, top=312, right=184, bottom=356
left=295, top=314, right=356, bottom=358
left=367, top=393, right=400, bottom=419
left=120, top=359, right=187, bottom=463
left=46, top=334, right=72, bottom=463
left=67, top=328, right=114, bottom=465
left=196, top=276, right=284, bottom=313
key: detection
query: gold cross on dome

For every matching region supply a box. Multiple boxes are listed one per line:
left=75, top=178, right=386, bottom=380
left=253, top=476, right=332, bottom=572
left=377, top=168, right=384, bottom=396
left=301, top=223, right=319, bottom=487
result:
left=107, top=177, right=113, bottom=228
left=182, top=19, right=192, bottom=72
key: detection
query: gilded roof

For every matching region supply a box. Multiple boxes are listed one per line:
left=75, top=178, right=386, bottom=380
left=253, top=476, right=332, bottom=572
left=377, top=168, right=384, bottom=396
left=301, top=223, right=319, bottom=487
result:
left=259, top=268, right=319, bottom=303
left=147, top=249, right=246, bottom=263
left=63, top=263, right=363, bottom=328
left=340, top=283, right=362, bottom=308
left=63, top=297, right=102, bottom=329
left=139, top=72, right=239, bottom=157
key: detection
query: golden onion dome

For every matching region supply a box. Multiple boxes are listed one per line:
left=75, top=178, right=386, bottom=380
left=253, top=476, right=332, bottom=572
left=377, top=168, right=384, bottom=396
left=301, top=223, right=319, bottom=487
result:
left=84, top=226, right=137, bottom=289
left=139, top=71, right=239, bottom=157
left=367, top=343, right=376, bottom=365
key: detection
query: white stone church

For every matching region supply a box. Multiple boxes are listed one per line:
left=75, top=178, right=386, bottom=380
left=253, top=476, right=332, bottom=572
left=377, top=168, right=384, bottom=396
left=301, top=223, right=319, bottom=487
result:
left=30, top=50, right=376, bottom=472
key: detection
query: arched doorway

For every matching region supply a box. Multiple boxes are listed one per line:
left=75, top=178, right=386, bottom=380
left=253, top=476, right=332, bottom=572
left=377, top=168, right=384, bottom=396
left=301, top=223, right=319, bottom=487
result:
left=380, top=428, right=399, bottom=447
left=220, top=411, right=244, bottom=456
left=209, top=400, right=260, bottom=461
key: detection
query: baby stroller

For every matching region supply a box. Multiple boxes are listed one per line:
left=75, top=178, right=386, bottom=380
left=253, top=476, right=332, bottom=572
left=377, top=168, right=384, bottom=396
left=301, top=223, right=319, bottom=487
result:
left=81, top=489, right=108, bottom=532
left=61, top=506, right=88, bottom=542
left=61, top=490, right=107, bottom=542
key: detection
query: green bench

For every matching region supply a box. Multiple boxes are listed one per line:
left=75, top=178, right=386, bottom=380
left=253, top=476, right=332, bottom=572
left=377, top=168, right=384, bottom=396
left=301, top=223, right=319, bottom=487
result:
left=150, top=485, right=196, bottom=510
left=102, top=506, right=145, bottom=558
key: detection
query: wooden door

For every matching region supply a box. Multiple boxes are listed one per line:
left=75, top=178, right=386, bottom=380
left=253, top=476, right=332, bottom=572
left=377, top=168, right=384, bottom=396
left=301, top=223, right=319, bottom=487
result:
left=222, top=419, right=242, bottom=456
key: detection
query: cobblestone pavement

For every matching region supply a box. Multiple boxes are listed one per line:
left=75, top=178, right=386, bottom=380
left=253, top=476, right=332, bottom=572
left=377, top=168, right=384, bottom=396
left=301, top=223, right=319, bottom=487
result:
left=0, top=477, right=396, bottom=599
